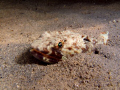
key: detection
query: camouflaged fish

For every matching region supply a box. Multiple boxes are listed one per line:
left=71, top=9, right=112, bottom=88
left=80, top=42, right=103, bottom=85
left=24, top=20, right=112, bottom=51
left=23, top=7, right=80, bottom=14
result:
left=30, top=30, right=109, bottom=63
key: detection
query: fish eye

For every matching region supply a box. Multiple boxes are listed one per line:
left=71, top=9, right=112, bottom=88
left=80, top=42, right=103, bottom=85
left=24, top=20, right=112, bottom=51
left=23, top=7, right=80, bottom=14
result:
left=58, top=42, right=62, bottom=47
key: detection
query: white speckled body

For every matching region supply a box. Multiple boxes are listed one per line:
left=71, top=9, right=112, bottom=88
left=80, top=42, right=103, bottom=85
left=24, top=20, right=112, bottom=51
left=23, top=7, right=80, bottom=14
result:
left=30, top=30, right=109, bottom=63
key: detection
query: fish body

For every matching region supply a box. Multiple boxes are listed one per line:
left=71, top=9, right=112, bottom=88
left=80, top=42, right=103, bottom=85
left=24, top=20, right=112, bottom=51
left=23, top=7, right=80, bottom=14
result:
left=30, top=30, right=109, bottom=63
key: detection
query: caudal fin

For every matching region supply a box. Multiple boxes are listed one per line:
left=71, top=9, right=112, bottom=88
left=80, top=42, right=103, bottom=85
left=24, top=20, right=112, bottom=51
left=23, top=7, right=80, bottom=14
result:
left=98, top=31, right=109, bottom=45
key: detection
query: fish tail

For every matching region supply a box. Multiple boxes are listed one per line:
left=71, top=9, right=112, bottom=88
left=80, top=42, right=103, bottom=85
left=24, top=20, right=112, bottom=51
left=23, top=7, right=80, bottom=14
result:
left=97, top=31, right=109, bottom=45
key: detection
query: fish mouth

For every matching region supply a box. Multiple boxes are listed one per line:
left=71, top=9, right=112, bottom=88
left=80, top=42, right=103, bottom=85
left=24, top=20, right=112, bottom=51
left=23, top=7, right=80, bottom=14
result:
left=30, top=48, right=62, bottom=63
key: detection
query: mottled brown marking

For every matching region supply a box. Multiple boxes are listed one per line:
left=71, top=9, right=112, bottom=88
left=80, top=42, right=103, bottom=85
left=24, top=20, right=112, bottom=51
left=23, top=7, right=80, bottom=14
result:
left=67, top=47, right=72, bottom=50
left=73, top=43, right=80, bottom=49
left=64, top=39, right=67, bottom=42
left=82, top=35, right=84, bottom=38
left=84, top=36, right=90, bottom=42
left=47, top=42, right=52, bottom=46
left=73, top=43, right=76, bottom=45
left=81, top=46, right=89, bottom=53
left=72, top=37, right=75, bottom=39
left=74, top=45, right=79, bottom=49
left=70, top=54, right=74, bottom=57
left=42, top=48, right=49, bottom=54
left=67, top=35, right=70, bottom=38
left=101, top=32, right=106, bottom=34
left=58, top=31, right=62, bottom=34
left=92, top=39, right=97, bottom=45
left=74, top=51, right=79, bottom=53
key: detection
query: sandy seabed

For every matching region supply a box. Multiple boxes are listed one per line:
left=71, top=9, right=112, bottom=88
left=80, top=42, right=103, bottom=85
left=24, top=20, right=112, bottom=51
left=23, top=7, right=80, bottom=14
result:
left=0, top=0, right=120, bottom=90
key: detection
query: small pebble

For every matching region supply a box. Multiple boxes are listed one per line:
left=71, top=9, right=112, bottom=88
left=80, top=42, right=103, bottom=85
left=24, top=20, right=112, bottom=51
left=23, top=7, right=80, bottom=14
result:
left=113, top=20, right=116, bottom=23
left=112, top=20, right=118, bottom=23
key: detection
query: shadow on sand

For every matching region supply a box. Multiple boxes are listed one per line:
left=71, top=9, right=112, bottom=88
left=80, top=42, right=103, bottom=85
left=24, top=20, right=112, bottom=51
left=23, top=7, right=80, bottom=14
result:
left=15, top=48, right=51, bottom=66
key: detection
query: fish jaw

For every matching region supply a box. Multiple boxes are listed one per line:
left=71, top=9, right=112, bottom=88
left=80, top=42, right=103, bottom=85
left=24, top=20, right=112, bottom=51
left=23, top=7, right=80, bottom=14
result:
left=30, top=48, right=62, bottom=63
